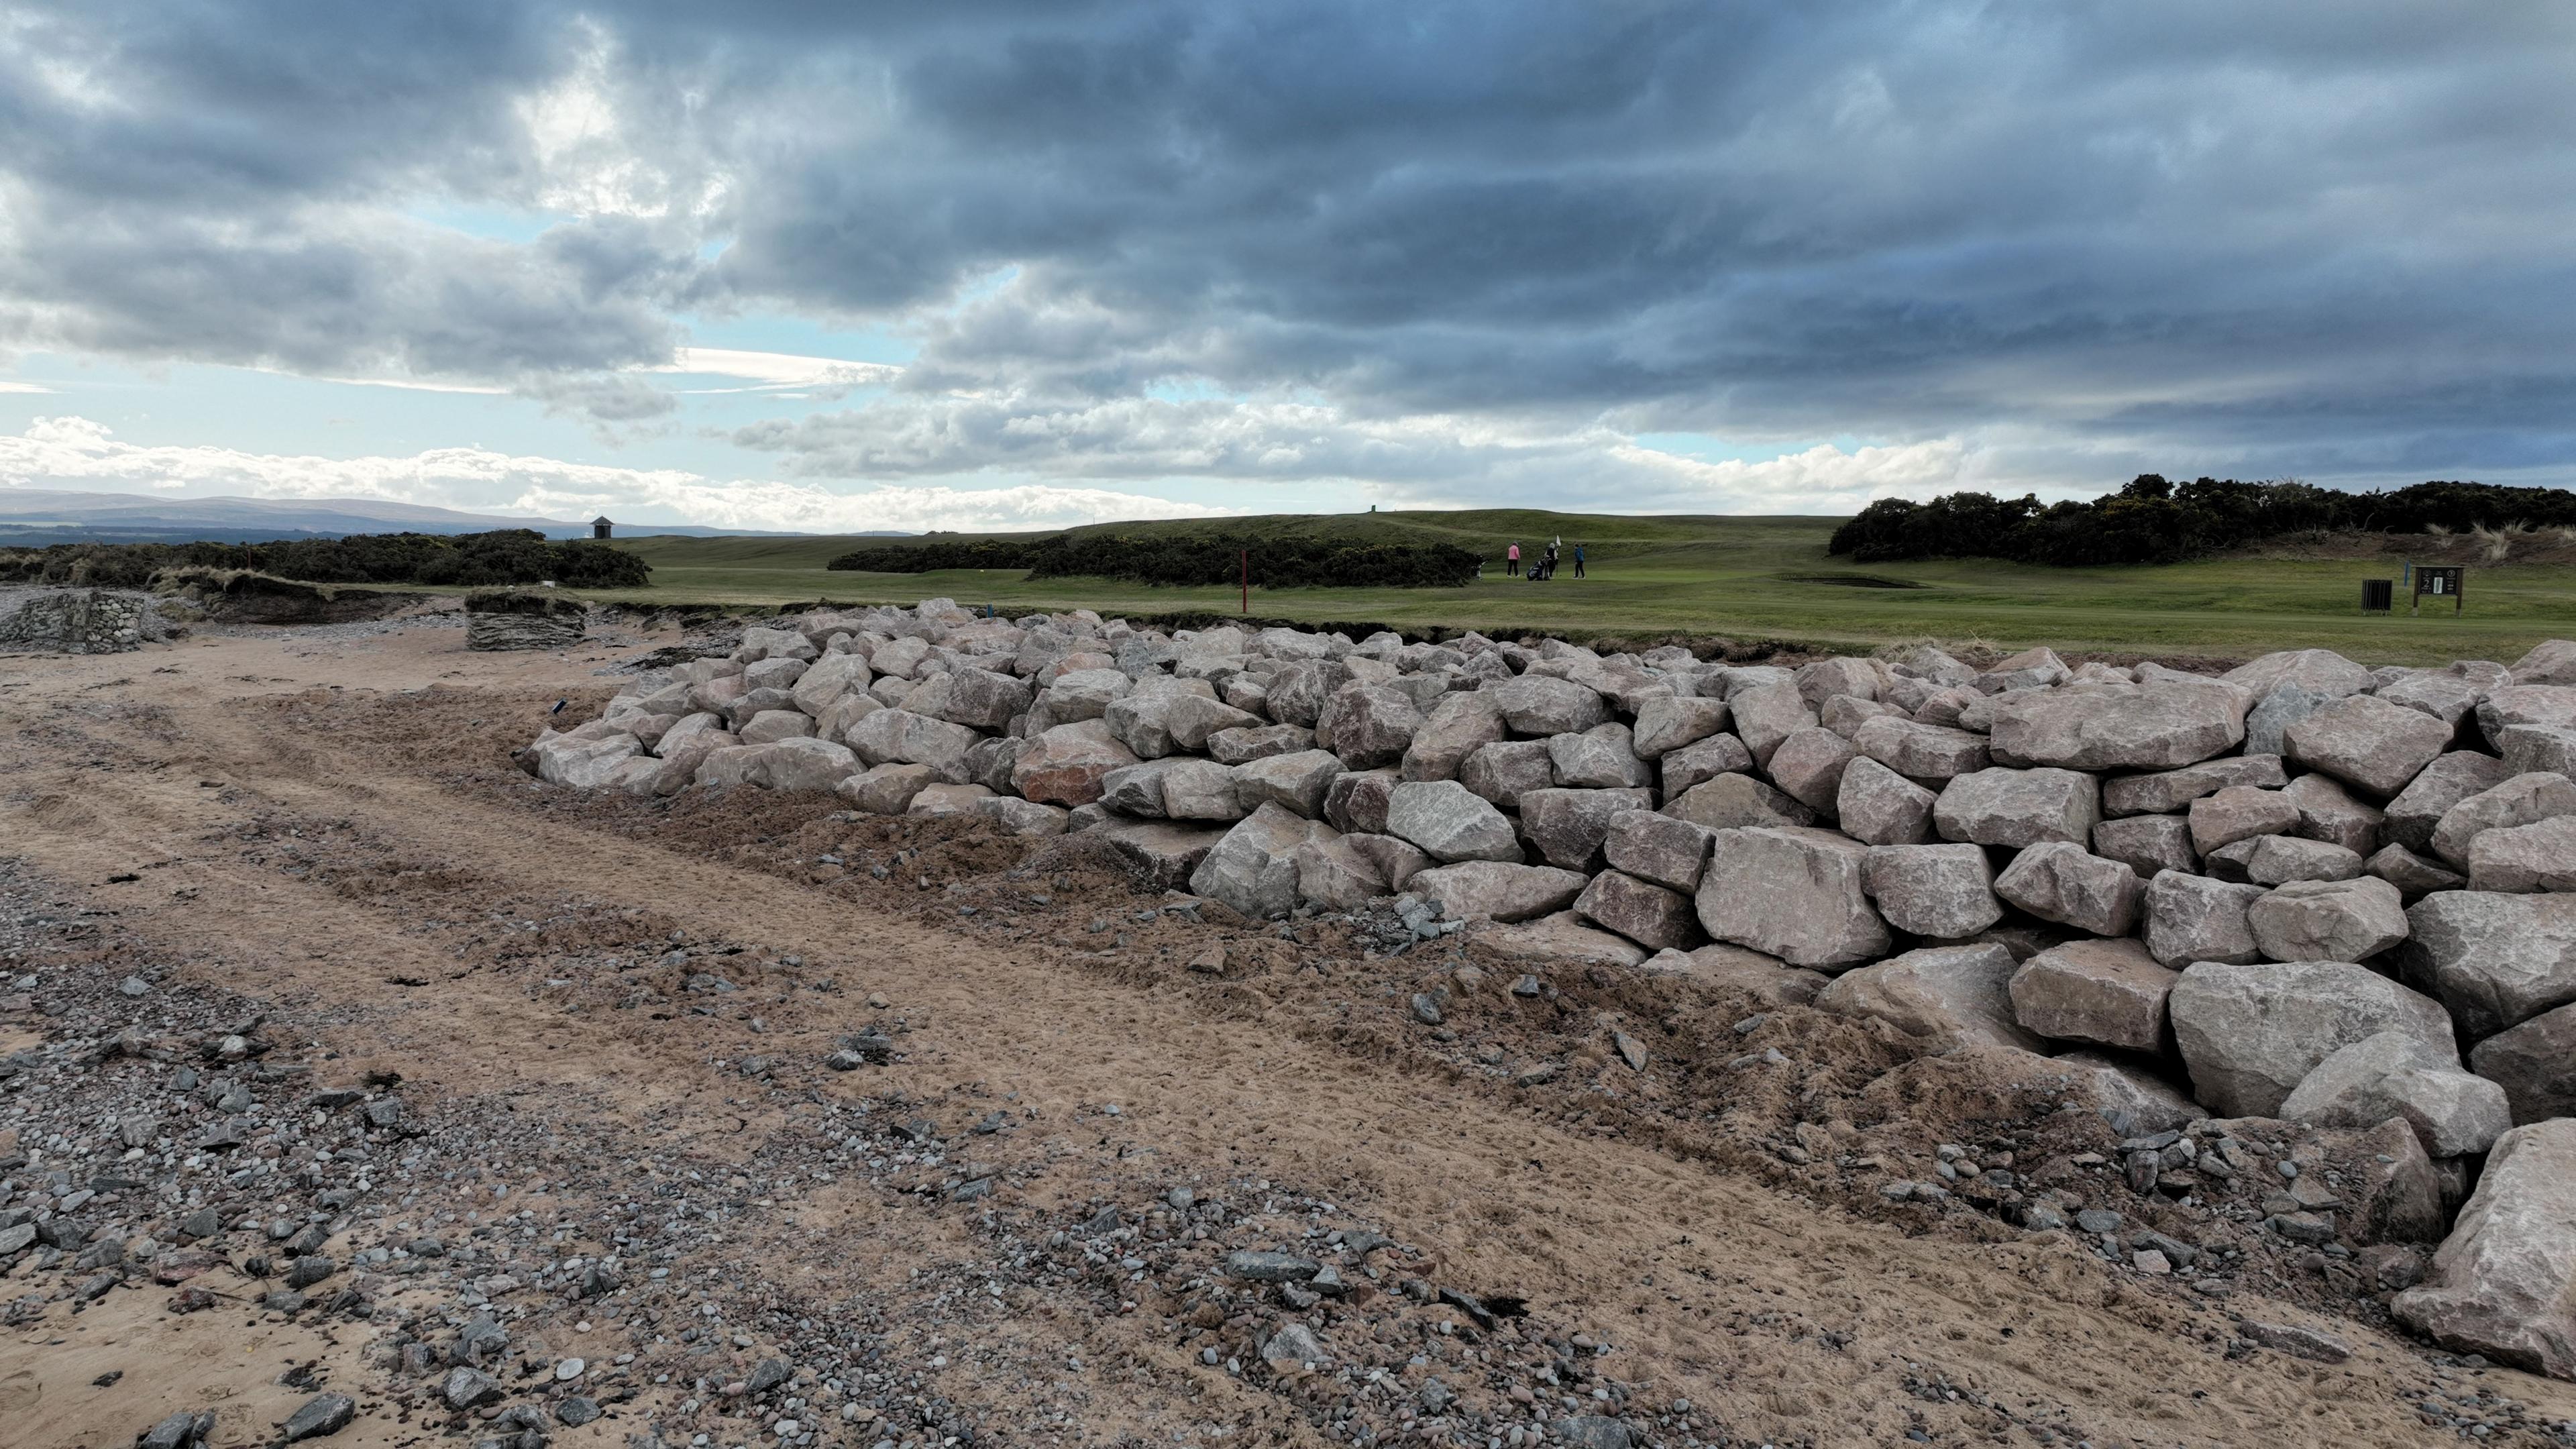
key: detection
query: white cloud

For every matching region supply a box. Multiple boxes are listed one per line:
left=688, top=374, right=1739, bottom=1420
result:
left=0, top=379, right=55, bottom=394
left=0, top=415, right=1235, bottom=533
left=656, top=347, right=902, bottom=394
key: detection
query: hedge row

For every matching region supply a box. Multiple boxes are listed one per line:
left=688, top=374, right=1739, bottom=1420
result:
left=1829, top=476, right=2576, bottom=566
left=0, top=530, right=651, bottom=590
left=827, top=533, right=1481, bottom=588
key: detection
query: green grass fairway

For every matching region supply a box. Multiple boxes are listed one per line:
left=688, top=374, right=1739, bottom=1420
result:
left=574, top=511, right=2574, bottom=665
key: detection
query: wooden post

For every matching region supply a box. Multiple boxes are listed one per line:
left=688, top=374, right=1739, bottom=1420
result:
left=1240, top=549, right=1248, bottom=616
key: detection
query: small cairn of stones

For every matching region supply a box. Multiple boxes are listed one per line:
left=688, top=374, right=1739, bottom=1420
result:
left=530, top=602, right=2576, bottom=1381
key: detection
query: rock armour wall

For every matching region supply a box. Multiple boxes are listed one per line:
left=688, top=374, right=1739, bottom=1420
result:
left=529, top=601, right=2576, bottom=1376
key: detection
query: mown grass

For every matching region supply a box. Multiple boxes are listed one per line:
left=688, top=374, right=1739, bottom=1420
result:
left=550, top=512, right=2576, bottom=665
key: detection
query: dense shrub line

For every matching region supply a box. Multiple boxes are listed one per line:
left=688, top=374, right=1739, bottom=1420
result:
left=828, top=533, right=1482, bottom=588
left=0, top=529, right=651, bottom=590
left=1829, top=476, right=2576, bottom=566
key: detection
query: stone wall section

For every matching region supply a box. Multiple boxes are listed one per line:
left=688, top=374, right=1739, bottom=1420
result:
left=0, top=588, right=148, bottom=654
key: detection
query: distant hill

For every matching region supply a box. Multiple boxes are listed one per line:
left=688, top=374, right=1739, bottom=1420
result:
left=0, top=488, right=845, bottom=543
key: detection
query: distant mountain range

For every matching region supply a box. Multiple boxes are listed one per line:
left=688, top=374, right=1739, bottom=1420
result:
left=0, top=489, right=894, bottom=542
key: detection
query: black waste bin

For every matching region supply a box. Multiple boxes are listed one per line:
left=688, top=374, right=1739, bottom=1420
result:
left=2362, top=578, right=2394, bottom=612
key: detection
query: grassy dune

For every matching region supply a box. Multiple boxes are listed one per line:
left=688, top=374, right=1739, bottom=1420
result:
left=581, top=511, right=2574, bottom=665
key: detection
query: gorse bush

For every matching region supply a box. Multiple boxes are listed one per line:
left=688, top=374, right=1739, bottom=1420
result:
left=1829, top=477, right=2576, bottom=566
left=0, top=530, right=650, bottom=589
left=829, top=534, right=1482, bottom=588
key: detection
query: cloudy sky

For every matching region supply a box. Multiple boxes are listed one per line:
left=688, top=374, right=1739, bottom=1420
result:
left=3, top=3, right=2571, bottom=532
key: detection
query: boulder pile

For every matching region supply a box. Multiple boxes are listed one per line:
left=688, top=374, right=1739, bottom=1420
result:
left=529, top=601, right=2576, bottom=1378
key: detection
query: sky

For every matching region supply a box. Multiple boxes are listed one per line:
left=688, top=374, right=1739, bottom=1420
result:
left=3, top=2, right=2573, bottom=532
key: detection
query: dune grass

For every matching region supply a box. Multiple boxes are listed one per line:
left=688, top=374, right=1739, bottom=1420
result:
left=564, top=512, right=2575, bottom=666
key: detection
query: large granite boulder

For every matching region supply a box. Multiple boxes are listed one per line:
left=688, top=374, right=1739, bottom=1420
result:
left=2091, top=814, right=2198, bottom=879
left=2378, top=670, right=2483, bottom=727
left=2282, top=771, right=2385, bottom=856
left=2226, top=648, right=2373, bottom=701
left=2468, top=1002, right=2576, bottom=1126
left=751, top=737, right=865, bottom=793
left=1099, top=758, right=1184, bottom=817
left=2394, top=1120, right=2576, bottom=1379
left=1165, top=694, right=1265, bottom=753
left=1727, top=680, right=1816, bottom=768
left=1815, top=943, right=2041, bottom=1052
left=1464, top=912, right=1650, bottom=971
left=1012, top=720, right=1141, bottom=806
left=2384, top=751, right=2517, bottom=853
left=1519, top=786, right=1654, bottom=870
left=837, top=761, right=942, bottom=815
left=1386, top=780, right=1524, bottom=863
left=1934, top=767, right=2100, bottom=848
left=1040, top=667, right=1134, bottom=722
left=1993, top=841, right=2143, bottom=936
left=1324, top=768, right=1400, bottom=835
left=1460, top=740, right=1556, bottom=810
left=1660, top=733, right=1758, bottom=797
left=2429, top=771, right=2576, bottom=868
left=2500, top=725, right=2576, bottom=777
left=2278, top=1030, right=2510, bottom=1158
left=1697, top=827, right=1890, bottom=969
left=1326, top=686, right=1428, bottom=769
left=790, top=653, right=875, bottom=716
left=1232, top=750, right=1344, bottom=820
left=1664, top=773, right=1815, bottom=831
left=1604, top=810, right=1717, bottom=892
left=1412, top=861, right=1589, bottom=923
left=2246, top=876, right=2408, bottom=963
left=2167, top=959, right=2457, bottom=1118
left=1489, top=675, right=1608, bottom=737
left=2186, top=785, right=2301, bottom=855
left=2006, top=938, right=2176, bottom=1053
left=1266, top=659, right=1355, bottom=727
left=1209, top=722, right=1316, bottom=765
left=2470, top=815, right=2576, bottom=893
left=2203, top=833, right=2365, bottom=887
left=1837, top=757, right=1937, bottom=846
left=934, top=666, right=1032, bottom=730
left=849, top=708, right=980, bottom=783
left=531, top=729, right=642, bottom=789
left=1401, top=692, right=1507, bottom=782
left=1767, top=727, right=1856, bottom=813
left=1574, top=869, right=1702, bottom=951
left=1292, top=836, right=1393, bottom=911
left=1849, top=716, right=1992, bottom=780
left=1108, top=680, right=1222, bottom=757
left=2141, top=870, right=2267, bottom=967
left=1860, top=843, right=2004, bottom=940
left=737, top=706, right=814, bottom=737
left=2510, top=639, right=2576, bottom=686
left=1189, top=804, right=1338, bottom=919
left=1547, top=723, right=1653, bottom=789
left=1161, top=759, right=1246, bottom=822
left=1631, top=696, right=1730, bottom=759
left=2398, top=891, right=2576, bottom=1040
left=2478, top=684, right=2576, bottom=741
left=1099, top=820, right=1230, bottom=892
left=2284, top=695, right=2454, bottom=798
left=2099, top=754, right=2287, bottom=817
left=1989, top=681, right=2246, bottom=771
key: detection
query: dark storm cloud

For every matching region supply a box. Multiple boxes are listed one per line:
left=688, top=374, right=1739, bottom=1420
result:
left=5, top=1, right=2575, bottom=484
